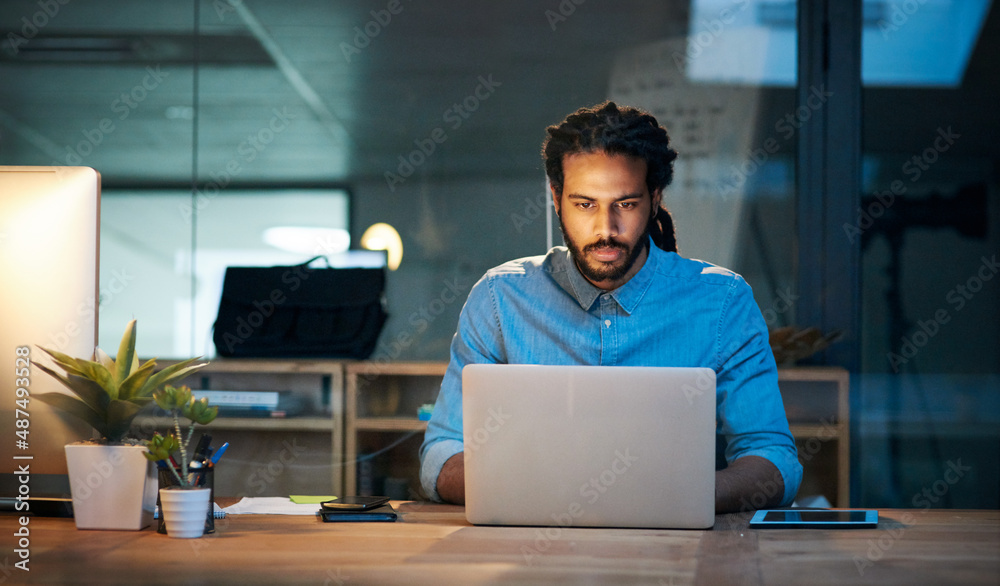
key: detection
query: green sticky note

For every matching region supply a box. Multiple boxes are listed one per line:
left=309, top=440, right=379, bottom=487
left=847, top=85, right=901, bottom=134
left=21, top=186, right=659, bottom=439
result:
left=289, top=495, right=337, bottom=504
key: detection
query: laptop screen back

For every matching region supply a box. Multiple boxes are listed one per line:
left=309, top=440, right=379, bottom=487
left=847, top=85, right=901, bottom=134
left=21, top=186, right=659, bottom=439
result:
left=463, top=364, right=716, bottom=529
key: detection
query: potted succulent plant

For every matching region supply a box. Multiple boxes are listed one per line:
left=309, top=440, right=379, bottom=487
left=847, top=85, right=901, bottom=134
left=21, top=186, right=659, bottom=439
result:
left=144, top=384, right=218, bottom=538
left=35, top=319, right=206, bottom=530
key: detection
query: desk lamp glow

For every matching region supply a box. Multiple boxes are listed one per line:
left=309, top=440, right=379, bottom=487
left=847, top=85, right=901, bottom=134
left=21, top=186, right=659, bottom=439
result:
left=360, top=223, right=402, bottom=270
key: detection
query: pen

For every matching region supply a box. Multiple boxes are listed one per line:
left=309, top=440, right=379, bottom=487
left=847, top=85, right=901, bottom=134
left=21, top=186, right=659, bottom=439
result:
left=210, top=442, right=229, bottom=465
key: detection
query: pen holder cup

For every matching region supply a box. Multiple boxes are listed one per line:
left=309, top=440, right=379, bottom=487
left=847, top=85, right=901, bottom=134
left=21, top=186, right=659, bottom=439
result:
left=157, top=465, right=214, bottom=534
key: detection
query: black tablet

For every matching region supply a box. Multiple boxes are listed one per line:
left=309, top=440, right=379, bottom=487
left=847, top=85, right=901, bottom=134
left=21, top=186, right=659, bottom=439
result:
left=320, top=504, right=397, bottom=523
left=749, top=509, right=878, bottom=529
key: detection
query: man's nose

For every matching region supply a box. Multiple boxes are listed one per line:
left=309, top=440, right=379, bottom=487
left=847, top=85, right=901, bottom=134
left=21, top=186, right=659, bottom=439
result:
left=594, top=208, right=619, bottom=239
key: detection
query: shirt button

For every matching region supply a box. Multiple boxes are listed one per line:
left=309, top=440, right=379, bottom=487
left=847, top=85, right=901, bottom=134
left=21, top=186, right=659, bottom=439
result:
left=604, top=320, right=611, bottom=327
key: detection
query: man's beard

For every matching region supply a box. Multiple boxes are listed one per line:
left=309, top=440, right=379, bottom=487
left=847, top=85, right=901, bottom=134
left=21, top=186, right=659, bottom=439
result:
left=559, top=220, right=650, bottom=286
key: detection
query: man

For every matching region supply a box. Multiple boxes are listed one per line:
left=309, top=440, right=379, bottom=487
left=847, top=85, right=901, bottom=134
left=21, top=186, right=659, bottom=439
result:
left=419, top=101, right=802, bottom=512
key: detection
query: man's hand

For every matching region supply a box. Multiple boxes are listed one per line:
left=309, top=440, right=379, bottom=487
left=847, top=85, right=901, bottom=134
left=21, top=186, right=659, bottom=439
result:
left=436, top=452, right=466, bottom=504
left=715, top=455, right=785, bottom=513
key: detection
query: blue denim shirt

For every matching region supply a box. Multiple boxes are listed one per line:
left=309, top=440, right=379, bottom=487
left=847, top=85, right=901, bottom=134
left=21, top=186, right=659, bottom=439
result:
left=419, top=241, right=802, bottom=505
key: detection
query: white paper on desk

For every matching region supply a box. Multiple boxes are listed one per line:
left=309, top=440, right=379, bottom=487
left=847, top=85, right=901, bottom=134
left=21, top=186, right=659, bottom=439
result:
left=221, top=497, right=320, bottom=515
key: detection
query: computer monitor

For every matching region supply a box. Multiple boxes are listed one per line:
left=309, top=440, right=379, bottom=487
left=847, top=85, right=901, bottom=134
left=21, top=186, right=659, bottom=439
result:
left=0, top=166, right=101, bottom=498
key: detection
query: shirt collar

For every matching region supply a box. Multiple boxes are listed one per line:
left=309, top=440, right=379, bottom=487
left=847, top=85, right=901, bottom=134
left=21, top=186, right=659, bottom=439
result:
left=548, top=238, right=661, bottom=314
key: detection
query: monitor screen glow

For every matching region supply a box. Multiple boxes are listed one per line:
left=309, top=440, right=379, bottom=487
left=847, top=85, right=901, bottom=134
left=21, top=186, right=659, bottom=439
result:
left=0, top=166, right=101, bottom=495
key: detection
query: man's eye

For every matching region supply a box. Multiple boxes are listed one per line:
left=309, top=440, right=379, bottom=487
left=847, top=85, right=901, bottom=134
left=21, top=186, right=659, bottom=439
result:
left=576, top=202, right=594, bottom=210
left=618, top=201, right=636, bottom=209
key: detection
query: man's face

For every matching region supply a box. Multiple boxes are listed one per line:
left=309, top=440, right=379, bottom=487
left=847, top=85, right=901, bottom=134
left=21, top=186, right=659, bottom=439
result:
left=553, top=151, right=661, bottom=290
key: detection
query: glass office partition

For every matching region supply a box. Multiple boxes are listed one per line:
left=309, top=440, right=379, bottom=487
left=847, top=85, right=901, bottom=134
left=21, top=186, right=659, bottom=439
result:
left=0, top=0, right=802, bottom=359
left=858, top=0, right=999, bottom=508
left=602, top=0, right=799, bottom=324
left=100, top=188, right=350, bottom=357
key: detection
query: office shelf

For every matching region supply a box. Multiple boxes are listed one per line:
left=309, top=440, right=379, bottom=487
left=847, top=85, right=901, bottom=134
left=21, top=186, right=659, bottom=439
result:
left=134, top=360, right=848, bottom=507
left=345, top=362, right=447, bottom=499
left=139, top=415, right=334, bottom=432
left=779, top=367, right=850, bottom=507
left=138, top=358, right=346, bottom=497
left=354, top=418, right=429, bottom=432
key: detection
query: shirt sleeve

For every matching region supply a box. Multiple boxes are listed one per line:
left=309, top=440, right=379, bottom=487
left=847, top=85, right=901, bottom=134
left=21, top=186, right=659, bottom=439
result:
left=419, top=273, right=505, bottom=501
left=714, top=277, right=803, bottom=507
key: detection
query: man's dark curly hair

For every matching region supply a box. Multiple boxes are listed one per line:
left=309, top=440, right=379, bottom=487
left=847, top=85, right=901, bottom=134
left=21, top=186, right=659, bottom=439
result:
left=542, top=101, right=680, bottom=253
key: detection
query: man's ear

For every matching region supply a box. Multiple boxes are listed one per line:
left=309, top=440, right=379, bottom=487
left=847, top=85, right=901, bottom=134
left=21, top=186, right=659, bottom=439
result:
left=651, top=188, right=663, bottom=216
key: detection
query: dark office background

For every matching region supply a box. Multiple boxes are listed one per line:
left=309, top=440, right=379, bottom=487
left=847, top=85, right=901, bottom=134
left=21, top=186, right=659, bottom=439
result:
left=1, top=0, right=997, bottom=509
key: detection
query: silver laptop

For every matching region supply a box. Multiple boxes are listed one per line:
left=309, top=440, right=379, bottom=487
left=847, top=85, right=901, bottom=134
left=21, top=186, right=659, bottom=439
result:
left=463, top=364, right=716, bottom=529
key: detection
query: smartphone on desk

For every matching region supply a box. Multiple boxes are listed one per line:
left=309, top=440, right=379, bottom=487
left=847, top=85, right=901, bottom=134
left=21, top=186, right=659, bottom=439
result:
left=320, top=496, right=390, bottom=512
left=749, top=509, right=878, bottom=529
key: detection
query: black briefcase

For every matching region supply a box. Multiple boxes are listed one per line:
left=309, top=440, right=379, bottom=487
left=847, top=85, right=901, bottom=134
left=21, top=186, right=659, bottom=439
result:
left=212, top=257, right=388, bottom=358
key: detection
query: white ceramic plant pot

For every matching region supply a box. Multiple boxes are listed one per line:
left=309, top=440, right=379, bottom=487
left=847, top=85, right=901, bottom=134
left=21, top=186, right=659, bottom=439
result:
left=158, top=487, right=211, bottom=538
left=64, top=443, right=157, bottom=530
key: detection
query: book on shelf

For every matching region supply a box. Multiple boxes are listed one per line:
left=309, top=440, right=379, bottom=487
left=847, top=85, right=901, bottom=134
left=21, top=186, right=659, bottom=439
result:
left=175, top=390, right=306, bottom=418
left=193, top=390, right=280, bottom=409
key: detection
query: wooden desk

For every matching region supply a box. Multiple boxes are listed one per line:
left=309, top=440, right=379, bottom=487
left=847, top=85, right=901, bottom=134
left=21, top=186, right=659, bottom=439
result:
left=3, top=505, right=997, bottom=585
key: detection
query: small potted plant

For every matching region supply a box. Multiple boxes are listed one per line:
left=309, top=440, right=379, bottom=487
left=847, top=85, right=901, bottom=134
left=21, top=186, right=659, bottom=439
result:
left=144, top=384, right=218, bottom=538
left=34, top=319, right=207, bottom=530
